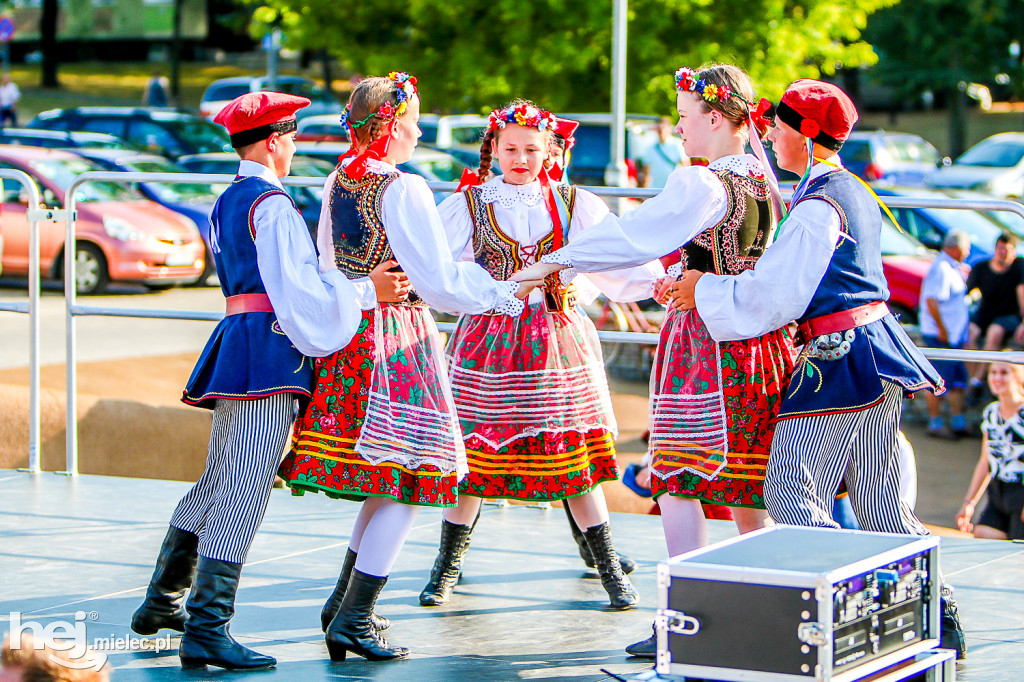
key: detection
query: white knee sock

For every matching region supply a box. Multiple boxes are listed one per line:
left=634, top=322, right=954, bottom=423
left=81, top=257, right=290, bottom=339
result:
left=348, top=497, right=383, bottom=553
left=658, top=495, right=708, bottom=558
left=352, top=500, right=419, bottom=577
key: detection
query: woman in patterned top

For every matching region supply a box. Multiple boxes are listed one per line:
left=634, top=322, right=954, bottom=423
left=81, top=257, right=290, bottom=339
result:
left=513, top=63, right=797, bottom=656
left=957, top=360, right=1024, bottom=540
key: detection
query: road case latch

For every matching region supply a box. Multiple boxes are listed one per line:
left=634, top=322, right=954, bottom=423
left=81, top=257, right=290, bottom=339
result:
left=797, top=621, right=828, bottom=647
left=657, top=609, right=701, bottom=636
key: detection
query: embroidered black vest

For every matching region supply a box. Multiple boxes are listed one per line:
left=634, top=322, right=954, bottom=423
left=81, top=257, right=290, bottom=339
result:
left=465, top=184, right=577, bottom=281
left=328, top=171, right=421, bottom=304
left=680, top=169, right=774, bottom=275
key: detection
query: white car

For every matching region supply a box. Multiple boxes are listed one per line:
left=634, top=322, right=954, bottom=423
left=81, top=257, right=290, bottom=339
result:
left=927, top=132, right=1024, bottom=199
left=199, top=76, right=343, bottom=121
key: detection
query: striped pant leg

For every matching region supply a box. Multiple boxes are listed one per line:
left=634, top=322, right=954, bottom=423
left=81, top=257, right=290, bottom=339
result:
left=765, top=409, right=863, bottom=528
left=179, top=394, right=296, bottom=564
left=169, top=398, right=236, bottom=534
left=845, top=380, right=929, bottom=537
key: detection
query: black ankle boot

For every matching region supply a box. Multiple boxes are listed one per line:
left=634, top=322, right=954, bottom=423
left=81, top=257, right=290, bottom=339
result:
left=583, top=522, right=639, bottom=609
left=321, top=549, right=390, bottom=633
left=940, top=587, right=967, bottom=660
left=563, top=504, right=638, bottom=574
left=131, top=526, right=199, bottom=636
left=419, top=520, right=474, bottom=606
left=178, top=557, right=276, bottom=671
left=625, top=623, right=657, bottom=657
left=325, top=569, right=409, bottom=662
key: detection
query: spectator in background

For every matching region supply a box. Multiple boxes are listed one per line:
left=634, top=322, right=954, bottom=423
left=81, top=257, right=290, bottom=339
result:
left=966, top=234, right=1024, bottom=401
left=920, top=230, right=972, bottom=439
left=0, top=74, right=20, bottom=127
left=142, top=70, right=170, bottom=107
left=637, top=117, right=685, bottom=188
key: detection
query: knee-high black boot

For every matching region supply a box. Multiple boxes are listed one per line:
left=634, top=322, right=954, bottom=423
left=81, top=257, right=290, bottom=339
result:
left=320, top=548, right=391, bottom=633
left=178, top=557, right=276, bottom=671
left=131, top=526, right=199, bottom=636
left=563, top=504, right=638, bottom=574
left=583, top=522, right=639, bottom=609
left=419, top=519, right=474, bottom=606
left=940, top=586, right=967, bottom=660
left=325, top=569, right=409, bottom=662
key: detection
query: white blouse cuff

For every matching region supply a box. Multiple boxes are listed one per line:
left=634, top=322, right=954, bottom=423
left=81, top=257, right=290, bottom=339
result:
left=558, top=267, right=578, bottom=286
left=541, top=250, right=574, bottom=267
left=492, top=281, right=526, bottom=317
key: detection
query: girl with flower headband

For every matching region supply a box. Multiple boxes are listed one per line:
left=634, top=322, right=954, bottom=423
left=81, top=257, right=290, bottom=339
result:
left=513, top=63, right=797, bottom=656
left=417, top=99, right=663, bottom=611
left=276, top=74, right=543, bottom=663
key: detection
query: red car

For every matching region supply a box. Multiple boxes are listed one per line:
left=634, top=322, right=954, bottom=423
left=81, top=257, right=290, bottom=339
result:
left=879, top=215, right=936, bottom=325
left=0, top=147, right=205, bottom=294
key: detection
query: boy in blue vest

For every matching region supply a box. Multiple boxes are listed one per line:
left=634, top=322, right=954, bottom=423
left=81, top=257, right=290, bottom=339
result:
left=672, top=79, right=967, bottom=659
left=129, top=91, right=409, bottom=671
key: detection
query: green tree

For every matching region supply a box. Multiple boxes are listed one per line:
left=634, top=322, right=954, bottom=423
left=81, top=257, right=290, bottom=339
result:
left=865, top=0, right=1024, bottom=156
left=251, top=0, right=893, bottom=115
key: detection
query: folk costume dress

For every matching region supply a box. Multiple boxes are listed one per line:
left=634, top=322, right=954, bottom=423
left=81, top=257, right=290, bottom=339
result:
left=278, top=159, right=524, bottom=508
left=542, top=155, right=797, bottom=509
left=439, top=176, right=663, bottom=501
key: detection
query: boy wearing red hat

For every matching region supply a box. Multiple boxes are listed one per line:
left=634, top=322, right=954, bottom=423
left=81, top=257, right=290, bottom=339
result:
left=672, top=79, right=966, bottom=659
left=130, top=91, right=408, bottom=671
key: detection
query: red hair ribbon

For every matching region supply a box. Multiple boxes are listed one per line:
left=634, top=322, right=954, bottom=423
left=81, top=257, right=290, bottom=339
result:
left=750, top=97, right=773, bottom=137
left=344, top=134, right=392, bottom=180
left=547, top=163, right=564, bottom=183
left=456, top=168, right=481, bottom=192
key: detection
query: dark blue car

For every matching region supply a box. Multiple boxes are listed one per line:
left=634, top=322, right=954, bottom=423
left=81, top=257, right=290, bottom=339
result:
left=74, top=149, right=219, bottom=285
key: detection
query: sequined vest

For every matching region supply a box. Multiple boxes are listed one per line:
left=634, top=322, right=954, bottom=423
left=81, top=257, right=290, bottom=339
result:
left=328, top=170, right=421, bottom=304
left=464, top=184, right=577, bottom=281
left=679, top=169, right=774, bottom=275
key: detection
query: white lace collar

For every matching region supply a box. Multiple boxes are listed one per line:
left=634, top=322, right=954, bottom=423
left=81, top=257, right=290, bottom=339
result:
left=708, top=154, right=765, bottom=177
left=478, top=176, right=543, bottom=209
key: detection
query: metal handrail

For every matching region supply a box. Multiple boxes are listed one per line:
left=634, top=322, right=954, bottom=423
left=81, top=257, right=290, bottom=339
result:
left=0, top=169, right=43, bottom=474
left=50, top=170, right=1024, bottom=475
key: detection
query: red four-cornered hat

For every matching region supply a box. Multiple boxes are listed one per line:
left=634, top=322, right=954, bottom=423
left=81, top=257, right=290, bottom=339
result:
left=214, top=91, right=311, bottom=147
left=776, top=79, right=858, bottom=152
left=552, top=116, right=579, bottom=148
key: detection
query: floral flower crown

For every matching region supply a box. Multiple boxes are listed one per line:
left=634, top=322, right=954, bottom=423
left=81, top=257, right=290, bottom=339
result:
left=674, top=67, right=753, bottom=106
left=340, top=71, right=419, bottom=130
left=487, top=103, right=556, bottom=132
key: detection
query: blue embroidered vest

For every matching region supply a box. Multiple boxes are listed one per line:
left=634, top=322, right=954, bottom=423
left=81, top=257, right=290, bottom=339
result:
left=182, top=176, right=314, bottom=409
left=778, top=170, right=942, bottom=419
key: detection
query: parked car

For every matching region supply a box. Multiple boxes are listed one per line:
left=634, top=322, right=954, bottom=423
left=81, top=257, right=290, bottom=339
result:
left=72, top=149, right=219, bottom=285
left=27, top=108, right=232, bottom=160
left=0, top=128, right=138, bottom=151
left=926, top=132, right=1024, bottom=199
left=418, top=114, right=489, bottom=151
left=0, top=147, right=204, bottom=294
left=557, top=113, right=660, bottom=186
left=293, top=141, right=468, bottom=203
left=839, top=131, right=943, bottom=186
left=295, top=114, right=350, bottom=142
left=199, top=76, right=343, bottom=121
left=176, top=152, right=335, bottom=237
left=875, top=187, right=1012, bottom=266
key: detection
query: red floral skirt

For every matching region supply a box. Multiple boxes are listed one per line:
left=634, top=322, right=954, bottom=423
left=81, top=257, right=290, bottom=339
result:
left=651, top=312, right=796, bottom=508
left=278, top=310, right=460, bottom=507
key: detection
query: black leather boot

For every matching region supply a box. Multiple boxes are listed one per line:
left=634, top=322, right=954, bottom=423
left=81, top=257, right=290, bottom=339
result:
left=419, top=519, right=474, bottom=606
left=583, top=522, right=639, bottom=609
left=321, top=548, right=390, bottom=633
left=940, top=587, right=967, bottom=660
left=325, top=569, right=409, bottom=662
left=625, top=623, right=657, bottom=658
left=131, top=526, right=199, bottom=636
left=178, top=557, right=276, bottom=671
left=563, top=504, right=638, bottom=574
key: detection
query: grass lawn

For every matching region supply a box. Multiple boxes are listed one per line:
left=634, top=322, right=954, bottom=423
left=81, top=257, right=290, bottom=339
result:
left=8, top=60, right=354, bottom=121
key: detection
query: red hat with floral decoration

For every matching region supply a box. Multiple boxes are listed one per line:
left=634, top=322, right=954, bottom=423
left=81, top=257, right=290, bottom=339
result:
left=775, top=79, right=857, bottom=151
left=214, top=91, right=310, bottom=148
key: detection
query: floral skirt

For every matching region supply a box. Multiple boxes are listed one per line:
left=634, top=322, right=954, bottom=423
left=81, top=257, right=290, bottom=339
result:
left=650, top=309, right=795, bottom=508
left=278, top=309, right=461, bottom=507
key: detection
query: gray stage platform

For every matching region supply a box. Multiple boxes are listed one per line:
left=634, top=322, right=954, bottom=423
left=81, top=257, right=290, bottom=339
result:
left=0, top=470, right=1020, bottom=681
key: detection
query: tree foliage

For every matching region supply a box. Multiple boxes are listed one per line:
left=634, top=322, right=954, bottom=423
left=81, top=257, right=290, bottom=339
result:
left=251, top=0, right=894, bottom=115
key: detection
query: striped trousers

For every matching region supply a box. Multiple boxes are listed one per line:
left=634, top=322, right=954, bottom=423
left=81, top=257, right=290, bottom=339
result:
left=169, top=393, right=296, bottom=564
left=765, top=380, right=928, bottom=537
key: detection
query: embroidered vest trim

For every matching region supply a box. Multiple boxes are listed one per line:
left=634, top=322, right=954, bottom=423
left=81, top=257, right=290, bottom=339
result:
left=328, top=171, right=400, bottom=277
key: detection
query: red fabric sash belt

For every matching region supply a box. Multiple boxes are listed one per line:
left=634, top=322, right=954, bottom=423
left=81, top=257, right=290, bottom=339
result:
left=795, top=301, right=888, bottom=345
left=226, top=293, right=274, bottom=316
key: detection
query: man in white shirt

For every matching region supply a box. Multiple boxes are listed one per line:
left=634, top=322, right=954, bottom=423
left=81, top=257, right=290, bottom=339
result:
left=638, top=117, right=685, bottom=188
left=920, top=230, right=971, bottom=438
left=0, top=75, right=20, bottom=127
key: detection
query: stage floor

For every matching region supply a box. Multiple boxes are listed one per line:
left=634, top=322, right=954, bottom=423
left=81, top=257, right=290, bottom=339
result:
left=0, top=470, right=1020, bottom=681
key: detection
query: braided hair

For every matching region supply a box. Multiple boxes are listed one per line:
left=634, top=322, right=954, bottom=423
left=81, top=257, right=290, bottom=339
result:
left=347, top=77, right=404, bottom=149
